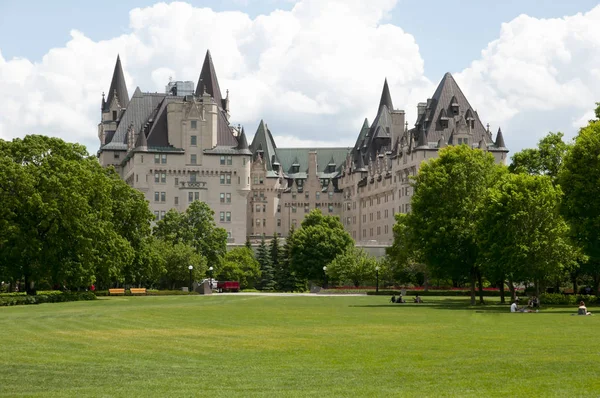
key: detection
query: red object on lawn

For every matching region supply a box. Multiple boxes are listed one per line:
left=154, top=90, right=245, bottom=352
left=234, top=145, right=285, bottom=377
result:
left=217, top=281, right=240, bottom=292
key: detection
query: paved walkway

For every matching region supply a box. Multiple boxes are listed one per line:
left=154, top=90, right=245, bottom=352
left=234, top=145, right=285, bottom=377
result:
left=217, top=292, right=366, bottom=297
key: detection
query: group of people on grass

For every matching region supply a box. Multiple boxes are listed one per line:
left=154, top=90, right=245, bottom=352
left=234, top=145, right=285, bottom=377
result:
left=390, top=294, right=423, bottom=304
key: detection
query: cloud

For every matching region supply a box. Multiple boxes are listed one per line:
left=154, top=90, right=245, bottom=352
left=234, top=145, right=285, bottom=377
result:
left=456, top=5, right=600, bottom=151
left=0, top=0, right=430, bottom=152
left=1, top=1, right=600, bottom=157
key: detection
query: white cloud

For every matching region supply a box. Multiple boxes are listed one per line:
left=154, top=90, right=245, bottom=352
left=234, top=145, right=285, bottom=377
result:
left=0, top=0, right=429, bottom=152
left=1, top=1, right=600, bottom=157
left=456, top=5, right=600, bottom=152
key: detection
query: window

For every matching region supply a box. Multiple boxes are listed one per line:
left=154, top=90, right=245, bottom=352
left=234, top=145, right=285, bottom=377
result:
left=161, top=173, right=166, bottom=183
left=114, top=152, right=120, bottom=159
left=362, top=214, right=366, bottom=223
left=191, top=120, right=197, bottom=129
left=220, top=212, right=225, bottom=222
left=277, top=219, right=281, bottom=227
left=377, top=211, right=381, bottom=220
left=194, top=192, right=199, bottom=201
left=226, top=175, right=231, bottom=184
left=154, top=173, right=159, bottom=183
left=220, top=193, right=225, bottom=203
left=256, top=218, right=261, bottom=226
left=135, top=174, right=138, bottom=183
left=377, top=226, right=381, bottom=235
left=189, top=192, right=193, bottom=203
left=226, top=212, right=231, bottom=222
left=328, top=192, right=333, bottom=199
left=243, top=158, right=247, bottom=166
left=262, top=204, right=266, bottom=212
left=227, top=156, right=232, bottom=165
left=161, top=192, right=166, bottom=202
left=259, top=176, right=263, bottom=184
left=259, top=191, right=265, bottom=199
left=190, top=173, right=197, bottom=183
left=305, top=191, right=310, bottom=199
left=263, top=219, right=266, bottom=227
left=154, top=211, right=159, bottom=220
left=316, top=192, right=320, bottom=200
left=253, top=177, right=259, bottom=185
left=161, top=210, right=165, bottom=219
left=174, top=177, right=179, bottom=186
left=174, top=197, right=179, bottom=205
left=256, top=205, right=261, bottom=213
left=154, top=192, right=160, bottom=202
left=277, top=205, right=281, bottom=213
left=191, top=154, right=197, bottom=165
left=292, top=192, right=297, bottom=199
left=304, top=206, right=309, bottom=213
left=220, top=175, right=225, bottom=184
left=328, top=205, right=334, bottom=213
left=161, top=154, right=167, bottom=164
left=226, top=193, right=231, bottom=203
left=190, top=135, right=197, bottom=145
left=292, top=219, right=297, bottom=227
left=113, top=110, right=118, bottom=120
left=220, top=156, right=226, bottom=165
left=385, top=209, right=388, bottom=218
left=385, top=225, right=388, bottom=234
left=253, top=191, right=258, bottom=199
left=292, top=206, right=297, bottom=213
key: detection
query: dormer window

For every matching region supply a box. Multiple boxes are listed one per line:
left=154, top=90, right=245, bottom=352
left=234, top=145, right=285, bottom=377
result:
left=450, top=96, right=459, bottom=115
left=291, top=163, right=300, bottom=173
left=112, top=110, right=118, bottom=120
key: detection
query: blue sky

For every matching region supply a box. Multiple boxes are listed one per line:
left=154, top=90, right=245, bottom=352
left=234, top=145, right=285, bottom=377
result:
left=1, top=0, right=600, bottom=154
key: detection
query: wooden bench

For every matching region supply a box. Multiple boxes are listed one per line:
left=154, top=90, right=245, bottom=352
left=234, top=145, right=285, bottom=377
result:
left=108, top=288, right=125, bottom=295
left=130, top=288, right=147, bottom=295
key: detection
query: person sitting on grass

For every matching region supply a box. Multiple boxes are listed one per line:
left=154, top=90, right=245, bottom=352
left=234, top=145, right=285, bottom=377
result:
left=396, top=294, right=405, bottom=303
left=390, top=295, right=396, bottom=303
left=578, top=301, right=592, bottom=316
left=511, top=299, right=535, bottom=313
left=413, top=294, right=423, bottom=303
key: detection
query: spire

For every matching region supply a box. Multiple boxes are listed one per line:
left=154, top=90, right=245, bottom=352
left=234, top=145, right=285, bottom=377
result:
left=236, top=127, right=249, bottom=150
left=196, top=50, right=223, bottom=106
left=135, top=130, right=148, bottom=149
left=378, top=78, right=394, bottom=111
left=104, top=55, right=129, bottom=112
left=495, top=127, right=506, bottom=148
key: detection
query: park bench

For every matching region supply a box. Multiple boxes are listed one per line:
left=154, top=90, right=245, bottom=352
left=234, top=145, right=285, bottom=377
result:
left=130, top=288, right=147, bottom=295
left=108, top=288, right=125, bottom=295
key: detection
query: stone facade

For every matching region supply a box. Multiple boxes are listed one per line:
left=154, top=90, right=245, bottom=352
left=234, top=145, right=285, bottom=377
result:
left=98, top=53, right=508, bottom=247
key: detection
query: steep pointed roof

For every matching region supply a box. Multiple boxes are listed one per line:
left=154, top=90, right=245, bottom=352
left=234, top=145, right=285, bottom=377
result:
left=104, top=55, right=129, bottom=112
left=195, top=50, right=223, bottom=105
left=135, top=129, right=148, bottom=149
left=411, top=72, right=493, bottom=149
left=249, top=120, right=278, bottom=171
left=495, top=127, right=506, bottom=148
left=378, top=79, right=394, bottom=111
left=236, top=127, right=249, bottom=150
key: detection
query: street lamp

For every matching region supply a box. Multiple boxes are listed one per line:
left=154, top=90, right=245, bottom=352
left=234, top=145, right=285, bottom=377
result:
left=375, top=265, right=380, bottom=293
left=188, top=265, right=193, bottom=293
left=208, top=266, right=214, bottom=290
left=323, top=265, right=328, bottom=289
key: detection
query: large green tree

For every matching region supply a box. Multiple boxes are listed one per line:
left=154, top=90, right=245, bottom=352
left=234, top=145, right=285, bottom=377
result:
left=218, top=247, right=261, bottom=289
left=478, top=173, right=571, bottom=298
left=157, top=240, right=207, bottom=290
left=289, top=210, right=353, bottom=283
left=509, top=132, right=569, bottom=184
left=256, top=236, right=275, bottom=290
left=277, top=227, right=303, bottom=292
left=407, top=145, right=503, bottom=305
left=326, top=247, right=378, bottom=288
left=0, top=135, right=152, bottom=292
left=154, top=201, right=227, bottom=271
left=560, top=109, right=600, bottom=294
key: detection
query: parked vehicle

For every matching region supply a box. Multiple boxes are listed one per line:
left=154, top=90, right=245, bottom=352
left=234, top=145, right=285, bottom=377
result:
left=217, top=281, right=240, bottom=292
left=200, top=279, right=218, bottom=290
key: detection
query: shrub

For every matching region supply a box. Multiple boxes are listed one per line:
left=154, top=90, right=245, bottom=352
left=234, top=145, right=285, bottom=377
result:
left=0, top=291, right=96, bottom=307
left=538, top=293, right=598, bottom=306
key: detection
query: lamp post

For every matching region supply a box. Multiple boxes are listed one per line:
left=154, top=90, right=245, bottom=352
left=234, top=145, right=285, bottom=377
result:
left=208, top=266, right=214, bottom=290
left=375, top=265, right=380, bottom=293
left=188, top=265, right=193, bottom=293
left=323, top=265, right=328, bottom=289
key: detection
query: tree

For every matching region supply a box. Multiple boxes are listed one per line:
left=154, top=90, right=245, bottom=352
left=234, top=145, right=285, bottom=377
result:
left=0, top=135, right=152, bottom=293
left=509, top=132, right=570, bottom=184
left=277, top=226, right=303, bottom=292
left=245, top=236, right=252, bottom=250
left=326, top=248, right=378, bottom=287
left=478, top=173, right=572, bottom=298
left=270, top=233, right=283, bottom=290
left=407, top=145, right=503, bottom=305
left=218, top=247, right=261, bottom=289
left=386, top=213, right=428, bottom=288
left=256, top=235, right=275, bottom=290
left=154, top=201, right=227, bottom=270
left=289, top=210, right=353, bottom=283
left=157, top=240, right=207, bottom=290
left=560, top=112, right=600, bottom=294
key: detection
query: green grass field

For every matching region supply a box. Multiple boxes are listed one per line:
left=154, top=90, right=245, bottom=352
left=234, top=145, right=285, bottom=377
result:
left=1, top=295, right=599, bottom=397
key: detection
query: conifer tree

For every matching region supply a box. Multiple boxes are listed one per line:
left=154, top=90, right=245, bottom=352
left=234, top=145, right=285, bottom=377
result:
left=270, top=233, right=282, bottom=291
left=279, top=226, right=304, bottom=292
left=245, top=236, right=252, bottom=250
left=256, top=235, right=275, bottom=290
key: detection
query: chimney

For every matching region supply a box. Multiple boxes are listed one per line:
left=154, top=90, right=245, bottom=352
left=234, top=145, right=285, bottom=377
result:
left=417, top=102, right=427, bottom=118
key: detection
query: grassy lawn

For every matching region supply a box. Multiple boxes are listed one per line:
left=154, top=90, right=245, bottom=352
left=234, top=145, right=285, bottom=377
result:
left=1, top=295, right=599, bottom=397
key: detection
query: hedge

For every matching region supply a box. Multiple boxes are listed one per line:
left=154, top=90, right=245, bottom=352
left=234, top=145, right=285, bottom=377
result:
left=0, top=291, right=96, bottom=307
left=539, top=293, right=598, bottom=306
left=94, top=289, right=198, bottom=297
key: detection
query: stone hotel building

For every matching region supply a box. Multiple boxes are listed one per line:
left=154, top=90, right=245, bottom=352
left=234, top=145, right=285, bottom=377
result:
left=97, top=51, right=508, bottom=246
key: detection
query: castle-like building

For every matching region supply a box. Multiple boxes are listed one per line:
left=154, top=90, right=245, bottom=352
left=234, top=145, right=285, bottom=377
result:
left=97, top=51, right=508, bottom=246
